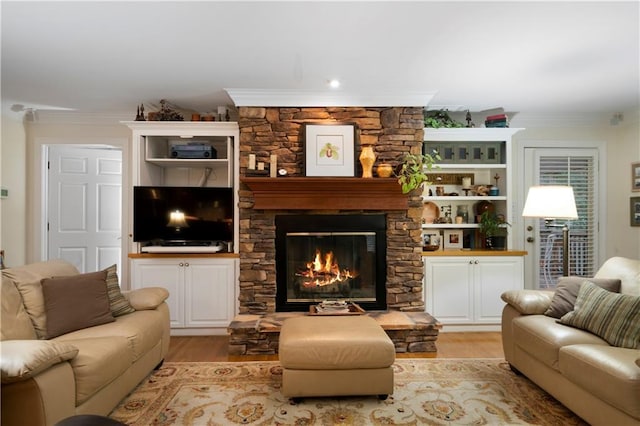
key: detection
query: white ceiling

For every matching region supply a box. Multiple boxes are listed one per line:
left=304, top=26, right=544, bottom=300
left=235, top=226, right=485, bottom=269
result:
left=2, top=1, right=639, bottom=117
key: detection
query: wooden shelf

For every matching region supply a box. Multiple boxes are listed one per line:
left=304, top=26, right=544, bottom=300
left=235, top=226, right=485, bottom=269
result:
left=422, top=249, right=527, bottom=257
left=241, top=177, right=408, bottom=210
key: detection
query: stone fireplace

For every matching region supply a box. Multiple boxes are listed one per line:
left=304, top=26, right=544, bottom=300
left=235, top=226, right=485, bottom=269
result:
left=229, top=106, right=441, bottom=355
left=237, top=107, right=426, bottom=314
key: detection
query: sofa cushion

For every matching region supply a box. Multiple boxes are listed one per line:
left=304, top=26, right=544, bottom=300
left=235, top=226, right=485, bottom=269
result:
left=4, top=260, right=79, bottom=339
left=104, top=264, right=135, bottom=317
left=0, top=340, right=78, bottom=383
left=42, top=270, right=115, bottom=339
left=544, top=276, right=621, bottom=319
left=559, top=281, right=640, bottom=349
left=512, top=314, right=608, bottom=370
left=1, top=277, right=37, bottom=340
left=59, top=336, right=132, bottom=405
left=559, top=344, right=640, bottom=419
left=55, top=309, right=165, bottom=362
left=594, top=256, right=640, bottom=296
left=501, top=289, right=554, bottom=315
left=125, top=287, right=170, bottom=311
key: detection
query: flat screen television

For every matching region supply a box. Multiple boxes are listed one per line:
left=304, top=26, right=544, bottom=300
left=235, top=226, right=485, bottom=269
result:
left=133, top=186, right=233, bottom=245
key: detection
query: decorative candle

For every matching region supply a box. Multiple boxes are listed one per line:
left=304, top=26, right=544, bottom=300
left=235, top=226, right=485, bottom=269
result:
left=248, top=154, right=256, bottom=170
left=270, top=155, right=277, bottom=178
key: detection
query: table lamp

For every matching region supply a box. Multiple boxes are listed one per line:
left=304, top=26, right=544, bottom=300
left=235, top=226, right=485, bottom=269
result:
left=522, top=186, right=578, bottom=276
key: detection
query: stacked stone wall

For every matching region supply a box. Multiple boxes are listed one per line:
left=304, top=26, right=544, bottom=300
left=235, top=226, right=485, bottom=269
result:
left=238, top=107, right=425, bottom=314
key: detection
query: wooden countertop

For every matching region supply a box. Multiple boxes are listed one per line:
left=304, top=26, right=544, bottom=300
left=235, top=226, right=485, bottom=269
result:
left=128, top=252, right=239, bottom=259
left=422, top=249, right=527, bottom=257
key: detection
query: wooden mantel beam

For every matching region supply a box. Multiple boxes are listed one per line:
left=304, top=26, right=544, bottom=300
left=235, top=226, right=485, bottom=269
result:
left=241, top=177, right=409, bottom=210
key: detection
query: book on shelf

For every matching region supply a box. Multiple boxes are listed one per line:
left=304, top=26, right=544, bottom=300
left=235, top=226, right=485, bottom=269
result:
left=485, top=122, right=510, bottom=128
left=485, top=117, right=509, bottom=128
left=485, top=113, right=507, bottom=121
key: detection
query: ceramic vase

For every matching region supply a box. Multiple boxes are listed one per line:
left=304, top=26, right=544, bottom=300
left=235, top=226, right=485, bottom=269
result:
left=359, top=145, right=376, bottom=178
left=376, top=163, right=393, bottom=178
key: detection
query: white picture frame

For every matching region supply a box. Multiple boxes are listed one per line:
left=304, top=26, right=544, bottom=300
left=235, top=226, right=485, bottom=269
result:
left=444, top=229, right=463, bottom=250
left=304, top=123, right=356, bottom=177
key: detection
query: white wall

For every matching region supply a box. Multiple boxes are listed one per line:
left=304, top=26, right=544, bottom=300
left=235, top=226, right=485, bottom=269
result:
left=511, top=111, right=640, bottom=262
left=0, top=113, right=27, bottom=267
left=607, top=115, right=640, bottom=257
left=23, top=112, right=131, bottom=277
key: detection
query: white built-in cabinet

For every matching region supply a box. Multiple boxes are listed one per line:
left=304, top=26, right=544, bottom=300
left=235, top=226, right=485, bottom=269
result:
left=123, top=121, right=240, bottom=335
left=424, top=255, right=523, bottom=328
left=421, top=128, right=526, bottom=331
left=131, top=257, right=236, bottom=330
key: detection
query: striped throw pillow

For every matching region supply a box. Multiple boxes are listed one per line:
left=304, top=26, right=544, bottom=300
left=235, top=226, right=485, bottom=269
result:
left=559, top=281, right=640, bottom=349
left=104, top=264, right=135, bottom=317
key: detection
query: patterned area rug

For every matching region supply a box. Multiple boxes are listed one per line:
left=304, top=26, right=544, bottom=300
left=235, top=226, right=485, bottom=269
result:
left=110, top=359, right=586, bottom=425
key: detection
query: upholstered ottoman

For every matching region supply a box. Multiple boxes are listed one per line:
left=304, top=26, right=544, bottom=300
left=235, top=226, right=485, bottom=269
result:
left=278, top=315, right=395, bottom=399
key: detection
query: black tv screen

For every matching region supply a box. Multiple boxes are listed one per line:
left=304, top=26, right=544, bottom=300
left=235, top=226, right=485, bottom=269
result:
left=133, top=186, right=233, bottom=244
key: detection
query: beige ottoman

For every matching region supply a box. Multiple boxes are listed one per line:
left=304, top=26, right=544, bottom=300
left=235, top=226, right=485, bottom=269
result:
left=278, top=315, right=395, bottom=400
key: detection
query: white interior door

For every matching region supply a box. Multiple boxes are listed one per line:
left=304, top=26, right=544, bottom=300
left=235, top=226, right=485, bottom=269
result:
left=522, top=147, right=600, bottom=289
left=47, top=146, right=122, bottom=273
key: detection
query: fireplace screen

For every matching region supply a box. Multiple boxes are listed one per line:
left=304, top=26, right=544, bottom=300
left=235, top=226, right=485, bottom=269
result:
left=275, top=214, right=387, bottom=311
left=286, top=232, right=376, bottom=303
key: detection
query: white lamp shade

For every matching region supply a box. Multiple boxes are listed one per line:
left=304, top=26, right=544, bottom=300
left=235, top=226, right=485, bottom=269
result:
left=522, top=186, right=578, bottom=219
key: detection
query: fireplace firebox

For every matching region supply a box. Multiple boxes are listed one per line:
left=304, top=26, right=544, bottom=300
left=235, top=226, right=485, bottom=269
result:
left=275, top=214, right=387, bottom=312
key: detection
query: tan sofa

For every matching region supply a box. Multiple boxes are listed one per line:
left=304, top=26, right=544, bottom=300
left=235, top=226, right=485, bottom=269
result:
left=1, top=259, right=171, bottom=426
left=501, top=256, right=640, bottom=426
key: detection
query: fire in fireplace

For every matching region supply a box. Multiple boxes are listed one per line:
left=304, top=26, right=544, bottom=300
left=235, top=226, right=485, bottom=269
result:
left=275, top=214, right=387, bottom=311
left=297, top=248, right=355, bottom=288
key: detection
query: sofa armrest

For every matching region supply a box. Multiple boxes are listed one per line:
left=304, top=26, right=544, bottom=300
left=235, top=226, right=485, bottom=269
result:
left=0, top=340, right=78, bottom=383
left=501, top=290, right=555, bottom=315
left=123, top=287, right=169, bottom=310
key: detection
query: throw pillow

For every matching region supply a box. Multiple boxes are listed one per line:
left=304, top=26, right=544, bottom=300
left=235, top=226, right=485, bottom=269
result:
left=104, top=264, right=135, bottom=317
left=559, top=281, right=640, bottom=349
left=544, top=276, right=621, bottom=319
left=42, top=270, right=115, bottom=339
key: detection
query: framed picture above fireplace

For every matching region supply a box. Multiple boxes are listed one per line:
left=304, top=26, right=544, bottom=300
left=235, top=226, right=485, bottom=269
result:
left=303, top=123, right=356, bottom=177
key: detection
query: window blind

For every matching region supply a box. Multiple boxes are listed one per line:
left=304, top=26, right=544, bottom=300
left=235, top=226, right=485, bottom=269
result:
left=538, top=155, right=596, bottom=287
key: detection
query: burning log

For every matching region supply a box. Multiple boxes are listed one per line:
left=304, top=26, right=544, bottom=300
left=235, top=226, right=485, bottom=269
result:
left=295, top=249, right=356, bottom=288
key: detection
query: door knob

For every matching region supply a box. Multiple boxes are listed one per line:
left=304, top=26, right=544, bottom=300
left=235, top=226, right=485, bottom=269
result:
left=527, top=237, right=534, bottom=243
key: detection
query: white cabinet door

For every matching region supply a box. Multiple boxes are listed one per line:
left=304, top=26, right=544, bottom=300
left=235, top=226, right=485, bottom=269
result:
left=131, top=259, right=184, bottom=328
left=424, top=258, right=473, bottom=323
left=424, top=256, right=523, bottom=325
left=184, top=259, right=235, bottom=327
left=131, top=257, right=236, bottom=330
left=474, top=257, right=523, bottom=323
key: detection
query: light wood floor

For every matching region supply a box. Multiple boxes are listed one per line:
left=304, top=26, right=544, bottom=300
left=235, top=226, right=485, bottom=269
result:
left=166, top=332, right=504, bottom=362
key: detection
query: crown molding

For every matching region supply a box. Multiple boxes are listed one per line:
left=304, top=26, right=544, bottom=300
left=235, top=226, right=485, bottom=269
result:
left=510, top=110, right=640, bottom=128
left=27, top=110, right=132, bottom=125
left=225, top=89, right=437, bottom=107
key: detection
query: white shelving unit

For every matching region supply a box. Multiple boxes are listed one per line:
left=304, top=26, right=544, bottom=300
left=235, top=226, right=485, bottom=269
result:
left=123, top=121, right=240, bottom=335
left=422, top=127, right=523, bottom=249
left=422, top=127, right=526, bottom=331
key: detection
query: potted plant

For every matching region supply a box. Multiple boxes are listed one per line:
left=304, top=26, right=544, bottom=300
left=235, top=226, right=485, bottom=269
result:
left=424, top=109, right=464, bottom=128
left=479, top=211, right=510, bottom=250
left=396, top=149, right=441, bottom=194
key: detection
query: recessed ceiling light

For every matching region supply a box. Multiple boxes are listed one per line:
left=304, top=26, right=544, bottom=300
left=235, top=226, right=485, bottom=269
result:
left=328, top=79, right=340, bottom=89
